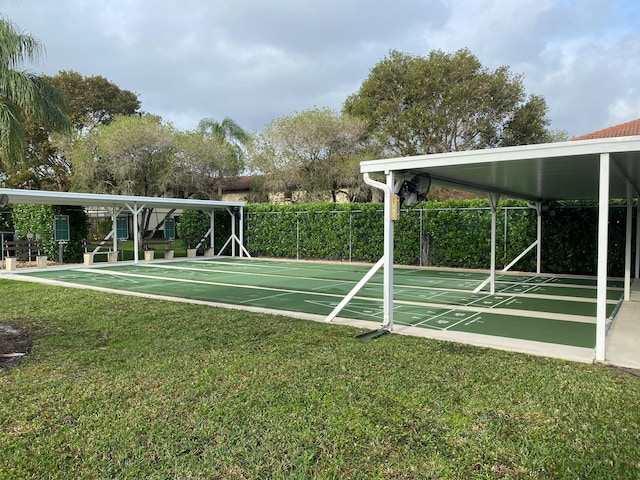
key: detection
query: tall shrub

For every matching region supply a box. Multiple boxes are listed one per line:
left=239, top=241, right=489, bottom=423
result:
left=11, top=204, right=88, bottom=263
left=177, top=210, right=211, bottom=249
left=12, top=204, right=56, bottom=256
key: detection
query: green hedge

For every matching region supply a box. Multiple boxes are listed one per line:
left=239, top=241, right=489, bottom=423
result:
left=177, top=209, right=235, bottom=253
left=11, top=204, right=89, bottom=263
left=245, top=200, right=635, bottom=276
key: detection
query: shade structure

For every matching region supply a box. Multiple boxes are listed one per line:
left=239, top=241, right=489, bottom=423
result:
left=340, top=136, right=640, bottom=362
left=0, top=188, right=247, bottom=263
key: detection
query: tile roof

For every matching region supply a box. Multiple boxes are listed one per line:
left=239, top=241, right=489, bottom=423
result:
left=572, top=118, right=640, bottom=140
left=220, top=175, right=253, bottom=191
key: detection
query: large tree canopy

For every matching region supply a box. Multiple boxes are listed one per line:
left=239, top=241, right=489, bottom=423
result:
left=68, top=114, right=176, bottom=241
left=44, top=70, right=141, bottom=133
left=250, top=108, right=369, bottom=202
left=69, top=114, right=176, bottom=197
left=0, top=17, right=69, bottom=174
left=343, top=49, right=553, bottom=157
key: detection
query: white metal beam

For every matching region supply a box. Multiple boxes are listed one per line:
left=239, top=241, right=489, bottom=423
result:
left=325, top=257, right=385, bottom=323
left=125, top=203, right=145, bottom=264
left=502, top=240, right=538, bottom=272
left=382, top=171, right=395, bottom=329
left=625, top=182, right=632, bottom=301
left=210, top=210, right=215, bottom=255
left=358, top=172, right=395, bottom=330
left=595, top=153, right=610, bottom=362
left=488, top=193, right=500, bottom=295
left=636, top=200, right=640, bottom=280
left=536, top=202, right=543, bottom=274
left=240, top=207, right=245, bottom=258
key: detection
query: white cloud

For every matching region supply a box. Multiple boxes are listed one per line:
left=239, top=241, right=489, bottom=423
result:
left=2, top=0, right=640, bottom=135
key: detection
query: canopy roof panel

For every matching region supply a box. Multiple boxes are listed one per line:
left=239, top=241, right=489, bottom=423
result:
left=0, top=189, right=244, bottom=210
left=360, top=136, right=640, bottom=201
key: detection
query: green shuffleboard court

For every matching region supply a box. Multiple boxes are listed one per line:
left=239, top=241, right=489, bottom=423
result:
left=17, top=257, right=623, bottom=351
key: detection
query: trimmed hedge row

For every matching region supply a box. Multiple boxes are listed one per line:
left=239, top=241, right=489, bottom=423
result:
left=245, top=200, right=636, bottom=276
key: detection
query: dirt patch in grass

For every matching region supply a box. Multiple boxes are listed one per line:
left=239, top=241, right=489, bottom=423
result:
left=0, top=322, right=31, bottom=371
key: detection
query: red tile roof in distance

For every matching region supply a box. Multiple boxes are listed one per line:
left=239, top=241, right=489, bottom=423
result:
left=572, top=118, right=640, bottom=141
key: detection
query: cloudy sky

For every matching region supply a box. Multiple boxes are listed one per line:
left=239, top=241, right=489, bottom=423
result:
left=2, top=0, right=640, bottom=137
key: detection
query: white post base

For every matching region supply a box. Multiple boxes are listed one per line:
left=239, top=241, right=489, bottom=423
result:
left=36, top=255, right=47, bottom=269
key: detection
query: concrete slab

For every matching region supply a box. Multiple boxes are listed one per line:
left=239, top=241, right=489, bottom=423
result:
left=605, top=296, right=640, bottom=370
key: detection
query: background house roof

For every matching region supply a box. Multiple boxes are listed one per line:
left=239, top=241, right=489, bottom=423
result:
left=572, top=118, right=640, bottom=141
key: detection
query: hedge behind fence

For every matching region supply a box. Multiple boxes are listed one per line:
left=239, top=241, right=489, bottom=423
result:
left=245, top=200, right=635, bottom=277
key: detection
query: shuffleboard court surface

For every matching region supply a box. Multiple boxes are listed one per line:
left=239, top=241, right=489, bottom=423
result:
left=17, top=258, right=623, bottom=350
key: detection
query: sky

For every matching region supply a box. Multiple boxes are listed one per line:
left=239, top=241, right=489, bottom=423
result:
left=2, top=0, right=640, bottom=137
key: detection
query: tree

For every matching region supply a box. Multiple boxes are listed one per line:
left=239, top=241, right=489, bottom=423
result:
left=173, top=129, right=245, bottom=200
left=0, top=17, right=69, bottom=174
left=197, top=117, right=250, bottom=164
left=68, top=114, right=176, bottom=242
left=250, top=108, right=369, bottom=202
left=44, top=70, right=140, bottom=133
left=343, top=49, right=552, bottom=156
left=5, top=71, right=142, bottom=190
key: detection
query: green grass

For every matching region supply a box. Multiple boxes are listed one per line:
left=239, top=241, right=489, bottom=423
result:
left=1, top=280, right=639, bottom=479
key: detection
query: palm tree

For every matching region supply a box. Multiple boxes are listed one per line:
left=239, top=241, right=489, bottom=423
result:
left=196, top=117, right=250, bottom=146
left=0, top=17, right=69, bottom=172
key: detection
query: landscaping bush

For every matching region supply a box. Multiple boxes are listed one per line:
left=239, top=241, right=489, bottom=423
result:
left=11, top=204, right=89, bottom=263
left=245, top=200, right=635, bottom=276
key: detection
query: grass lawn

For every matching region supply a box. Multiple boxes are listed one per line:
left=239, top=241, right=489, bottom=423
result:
left=1, top=280, right=639, bottom=479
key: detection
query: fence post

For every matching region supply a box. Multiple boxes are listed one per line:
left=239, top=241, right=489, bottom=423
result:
left=503, top=208, right=508, bottom=268
left=296, top=213, right=300, bottom=261
left=349, top=212, right=353, bottom=263
left=419, top=209, right=423, bottom=267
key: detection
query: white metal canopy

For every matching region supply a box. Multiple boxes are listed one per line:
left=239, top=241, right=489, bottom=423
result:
left=360, top=136, right=640, bottom=201
left=0, top=188, right=247, bottom=263
left=340, top=136, right=640, bottom=362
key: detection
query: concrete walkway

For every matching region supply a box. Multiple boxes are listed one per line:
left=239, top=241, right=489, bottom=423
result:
left=605, top=282, right=640, bottom=370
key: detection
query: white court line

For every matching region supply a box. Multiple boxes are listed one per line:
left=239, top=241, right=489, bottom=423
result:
left=143, top=263, right=353, bottom=288
left=79, top=269, right=140, bottom=284
left=411, top=308, right=459, bottom=330
left=488, top=296, right=518, bottom=309
left=444, top=312, right=482, bottom=331
left=311, top=281, right=353, bottom=291
left=305, top=299, right=383, bottom=321
left=82, top=268, right=350, bottom=300
left=239, top=291, right=295, bottom=304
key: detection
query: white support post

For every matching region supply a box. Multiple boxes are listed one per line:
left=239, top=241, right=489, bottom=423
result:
left=228, top=207, right=237, bottom=257
left=625, top=183, right=632, bottom=301
left=210, top=210, right=215, bottom=256
left=536, top=202, right=543, bottom=274
left=636, top=200, right=640, bottom=280
left=133, top=204, right=139, bottom=264
left=382, top=171, right=395, bottom=330
left=489, top=193, right=500, bottom=295
left=240, top=207, right=245, bottom=258
left=359, top=172, right=395, bottom=330
left=126, top=203, right=145, bottom=264
left=595, top=153, right=610, bottom=362
left=111, top=207, right=118, bottom=254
